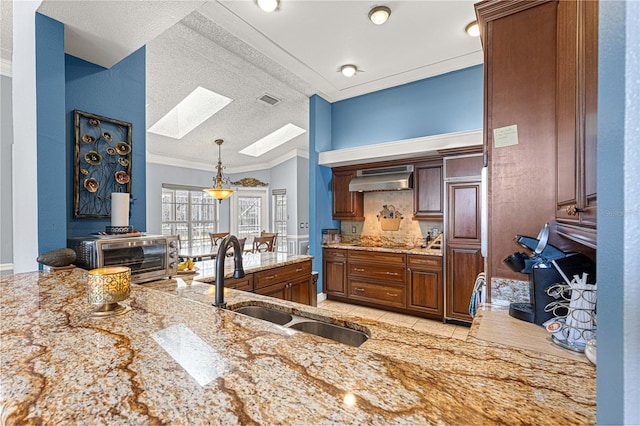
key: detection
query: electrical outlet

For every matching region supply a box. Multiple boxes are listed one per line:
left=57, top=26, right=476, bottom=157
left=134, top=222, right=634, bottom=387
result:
left=300, top=223, right=304, bottom=229
left=351, top=226, right=357, bottom=233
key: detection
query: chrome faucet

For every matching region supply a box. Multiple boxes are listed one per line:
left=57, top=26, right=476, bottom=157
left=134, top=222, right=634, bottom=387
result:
left=213, top=235, right=245, bottom=308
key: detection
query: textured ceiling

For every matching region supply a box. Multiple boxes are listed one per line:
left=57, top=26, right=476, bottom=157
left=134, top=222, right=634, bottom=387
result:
left=6, top=1, right=483, bottom=173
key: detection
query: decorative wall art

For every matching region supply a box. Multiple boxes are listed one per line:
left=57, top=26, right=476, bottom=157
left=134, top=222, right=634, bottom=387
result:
left=231, top=177, right=268, bottom=187
left=74, top=110, right=132, bottom=218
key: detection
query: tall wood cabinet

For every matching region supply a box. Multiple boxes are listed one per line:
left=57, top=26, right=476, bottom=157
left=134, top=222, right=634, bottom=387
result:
left=446, top=181, right=483, bottom=322
left=332, top=169, right=364, bottom=220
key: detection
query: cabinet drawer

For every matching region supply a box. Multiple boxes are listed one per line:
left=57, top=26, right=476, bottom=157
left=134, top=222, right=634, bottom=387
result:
left=407, top=255, right=442, bottom=269
left=254, top=261, right=311, bottom=289
left=348, top=279, right=406, bottom=308
left=323, top=248, right=346, bottom=260
left=347, top=250, right=405, bottom=265
left=348, top=262, right=405, bottom=283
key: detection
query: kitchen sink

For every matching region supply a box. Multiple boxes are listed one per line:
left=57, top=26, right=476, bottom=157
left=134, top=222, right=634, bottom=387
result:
left=231, top=305, right=369, bottom=347
left=234, top=306, right=293, bottom=325
left=289, top=321, right=369, bottom=347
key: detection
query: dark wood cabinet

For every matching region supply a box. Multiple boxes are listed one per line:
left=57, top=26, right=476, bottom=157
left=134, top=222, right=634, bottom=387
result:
left=446, top=244, right=483, bottom=322
left=347, top=251, right=407, bottom=309
left=224, top=274, right=254, bottom=292
left=446, top=180, right=482, bottom=322
left=413, top=160, right=443, bottom=219
left=555, top=0, right=598, bottom=234
left=323, top=248, right=347, bottom=296
left=407, top=255, right=443, bottom=317
left=332, top=169, right=364, bottom=220
left=252, top=260, right=313, bottom=305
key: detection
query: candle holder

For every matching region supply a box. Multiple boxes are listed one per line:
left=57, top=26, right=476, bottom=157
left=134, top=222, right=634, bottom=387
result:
left=87, top=266, right=131, bottom=317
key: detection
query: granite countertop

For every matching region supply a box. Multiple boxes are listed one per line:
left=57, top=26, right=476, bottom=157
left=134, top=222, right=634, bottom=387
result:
left=180, top=252, right=313, bottom=283
left=1, top=269, right=595, bottom=425
left=325, top=243, right=443, bottom=256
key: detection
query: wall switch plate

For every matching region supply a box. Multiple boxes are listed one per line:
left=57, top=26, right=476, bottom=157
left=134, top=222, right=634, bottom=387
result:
left=351, top=226, right=357, bottom=233
left=300, top=223, right=304, bottom=228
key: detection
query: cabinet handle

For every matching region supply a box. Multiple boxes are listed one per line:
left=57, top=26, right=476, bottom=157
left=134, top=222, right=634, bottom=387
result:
left=295, top=267, right=304, bottom=272
left=386, top=272, right=399, bottom=276
left=354, top=268, right=365, bottom=272
left=354, top=287, right=365, bottom=292
left=566, top=205, right=584, bottom=216
left=265, top=274, right=277, bottom=280
left=386, top=292, right=398, bottom=297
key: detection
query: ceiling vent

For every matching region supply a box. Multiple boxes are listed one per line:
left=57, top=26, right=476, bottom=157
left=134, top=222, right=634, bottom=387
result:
left=258, top=93, right=281, bottom=106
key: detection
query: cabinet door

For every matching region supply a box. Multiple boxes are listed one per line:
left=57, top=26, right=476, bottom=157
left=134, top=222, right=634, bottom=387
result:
left=224, top=274, right=253, bottom=292
left=446, top=244, right=483, bottom=322
left=408, top=268, right=442, bottom=317
left=288, top=276, right=312, bottom=305
left=324, top=258, right=346, bottom=296
left=254, top=281, right=287, bottom=301
left=332, top=170, right=364, bottom=220
left=556, top=0, right=597, bottom=228
left=447, top=181, right=481, bottom=244
left=413, top=161, right=443, bottom=219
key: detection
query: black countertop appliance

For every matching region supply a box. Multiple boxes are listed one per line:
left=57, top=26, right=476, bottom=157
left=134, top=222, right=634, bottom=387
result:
left=503, top=223, right=593, bottom=325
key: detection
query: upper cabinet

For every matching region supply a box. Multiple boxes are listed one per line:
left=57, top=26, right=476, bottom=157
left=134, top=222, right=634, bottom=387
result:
left=555, top=0, right=598, bottom=234
left=413, top=160, right=443, bottom=220
left=332, top=169, right=364, bottom=220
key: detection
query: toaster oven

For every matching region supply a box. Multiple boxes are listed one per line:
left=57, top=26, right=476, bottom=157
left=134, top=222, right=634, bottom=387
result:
left=68, top=235, right=179, bottom=283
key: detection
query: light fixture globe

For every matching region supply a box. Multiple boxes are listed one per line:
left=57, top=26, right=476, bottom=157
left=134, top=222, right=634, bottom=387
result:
left=341, top=64, right=358, bottom=77
left=465, top=21, right=480, bottom=37
left=368, top=6, right=391, bottom=25
left=203, top=139, right=234, bottom=203
left=257, top=0, right=278, bottom=12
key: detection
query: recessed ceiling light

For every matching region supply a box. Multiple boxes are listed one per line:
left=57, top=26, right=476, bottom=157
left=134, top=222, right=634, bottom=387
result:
left=239, top=123, right=306, bottom=157
left=257, top=0, right=279, bottom=12
left=465, top=21, right=480, bottom=37
left=148, top=86, right=233, bottom=139
left=368, top=6, right=391, bottom=25
left=341, top=64, right=358, bottom=77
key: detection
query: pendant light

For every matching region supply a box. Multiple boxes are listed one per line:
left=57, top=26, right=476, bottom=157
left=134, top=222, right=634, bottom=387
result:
left=203, top=139, right=234, bottom=203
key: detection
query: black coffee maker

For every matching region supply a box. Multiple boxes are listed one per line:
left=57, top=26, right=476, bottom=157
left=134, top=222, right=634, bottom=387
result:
left=503, top=223, right=573, bottom=325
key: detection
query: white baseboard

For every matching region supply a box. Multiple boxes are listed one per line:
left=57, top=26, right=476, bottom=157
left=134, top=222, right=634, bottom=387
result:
left=316, top=292, right=327, bottom=303
left=0, top=263, right=14, bottom=273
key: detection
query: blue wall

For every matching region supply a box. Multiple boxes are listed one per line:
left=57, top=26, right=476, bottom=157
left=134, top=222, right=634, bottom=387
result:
left=35, top=14, right=146, bottom=248
left=309, top=66, right=483, bottom=292
left=65, top=49, right=146, bottom=237
left=331, top=65, right=483, bottom=149
left=35, top=14, right=67, bottom=254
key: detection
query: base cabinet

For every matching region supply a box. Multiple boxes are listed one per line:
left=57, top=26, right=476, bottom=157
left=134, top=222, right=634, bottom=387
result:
left=407, top=255, right=443, bottom=316
left=446, top=244, right=483, bottom=322
left=253, top=260, right=313, bottom=305
left=323, top=248, right=347, bottom=296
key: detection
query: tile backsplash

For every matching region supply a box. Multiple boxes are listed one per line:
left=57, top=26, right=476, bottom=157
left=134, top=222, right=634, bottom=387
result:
left=340, top=191, right=442, bottom=247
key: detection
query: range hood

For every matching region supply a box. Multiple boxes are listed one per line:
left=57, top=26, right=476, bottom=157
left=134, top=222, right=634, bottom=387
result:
left=348, top=165, right=413, bottom=192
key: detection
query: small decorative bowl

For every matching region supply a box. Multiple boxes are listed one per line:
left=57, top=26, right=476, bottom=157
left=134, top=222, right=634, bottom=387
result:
left=86, top=266, right=131, bottom=317
left=106, top=225, right=132, bottom=235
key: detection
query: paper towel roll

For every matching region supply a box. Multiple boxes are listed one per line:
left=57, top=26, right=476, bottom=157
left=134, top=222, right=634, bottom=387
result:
left=111, top=193, right=129, bottom=227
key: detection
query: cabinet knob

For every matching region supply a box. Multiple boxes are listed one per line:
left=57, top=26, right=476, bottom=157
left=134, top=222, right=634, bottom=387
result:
left=566, top=205, right=584, bottom=216
left=386, top=272, right=399, bottom=276
left=354, top=287, right=365, bottom=292
left=354, top=268, right=365, bottom=272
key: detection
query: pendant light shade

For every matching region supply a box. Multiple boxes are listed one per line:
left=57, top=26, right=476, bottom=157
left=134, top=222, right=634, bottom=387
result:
left=203, top=139, right=234, bottom=203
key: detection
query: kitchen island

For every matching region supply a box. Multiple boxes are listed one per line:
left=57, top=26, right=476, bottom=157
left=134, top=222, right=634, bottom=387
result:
left=1, top=268, right=595, bottom=425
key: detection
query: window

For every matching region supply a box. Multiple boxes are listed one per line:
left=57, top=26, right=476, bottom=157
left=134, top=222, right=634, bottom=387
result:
left=230, top=189, right=268, bottom=242
left=273, top=190, right=287, bottom=253
left=162, top=185, right=218, bottom=249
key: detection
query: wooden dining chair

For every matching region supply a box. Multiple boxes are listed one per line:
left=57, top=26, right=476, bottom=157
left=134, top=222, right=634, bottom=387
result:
left=252, top=236, right=274, bottom=253
left=260, top=232, right=278, bottom=252
left=209, top=232, right=229, bottom=249
left=225, top=237, right=246, bottom=257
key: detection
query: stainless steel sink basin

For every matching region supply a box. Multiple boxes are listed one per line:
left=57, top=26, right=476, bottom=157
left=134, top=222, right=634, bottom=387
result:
left=231, top=305, right=369, bottom=347
left=234, top=306, right=293, bottom=325
left=289, top=321, right=369, bottom=347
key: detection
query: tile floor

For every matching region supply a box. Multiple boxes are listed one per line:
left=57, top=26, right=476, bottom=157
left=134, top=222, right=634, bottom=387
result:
left=317, top=299, right=469, bottom=340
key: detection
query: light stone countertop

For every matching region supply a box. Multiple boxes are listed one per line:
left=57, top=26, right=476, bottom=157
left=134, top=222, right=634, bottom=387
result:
left=1, top=268, right=595, bottom=425
left=324, top=243, right=443, bottom=256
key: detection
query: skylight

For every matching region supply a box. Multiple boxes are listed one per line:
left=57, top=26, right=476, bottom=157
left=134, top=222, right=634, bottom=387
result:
left=239, top=123, right=306, bottom=157
left=148, top=86, right=233, bottom=139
